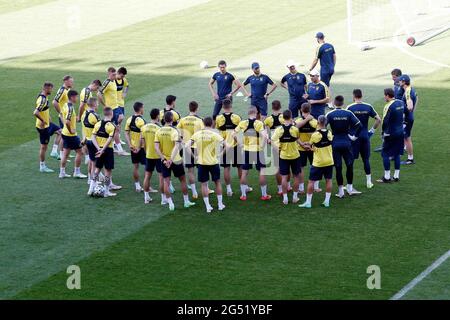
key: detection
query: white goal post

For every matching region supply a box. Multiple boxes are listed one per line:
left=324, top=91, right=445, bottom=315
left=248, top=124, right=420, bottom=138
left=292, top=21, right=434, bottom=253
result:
left=347, top=0, right=450, bottom=47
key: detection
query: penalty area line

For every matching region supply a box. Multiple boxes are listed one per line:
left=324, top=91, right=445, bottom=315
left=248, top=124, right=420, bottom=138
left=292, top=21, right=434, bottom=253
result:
left=390, top=249, right=450, bottom=300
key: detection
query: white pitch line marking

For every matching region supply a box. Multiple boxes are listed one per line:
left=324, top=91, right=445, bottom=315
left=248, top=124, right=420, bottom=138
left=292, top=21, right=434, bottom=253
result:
left=390, top=249, right=450, bottom=300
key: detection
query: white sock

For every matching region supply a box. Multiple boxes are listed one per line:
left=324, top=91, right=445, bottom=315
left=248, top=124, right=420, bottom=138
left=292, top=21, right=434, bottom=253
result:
left=314, top=181, right=320, bottom=190
left=161, top=193, right=167, bottom=202
left=394, top=170, right=400, bottom=179
left=85, top=154, right=89, bottom=161
left=60, top=167, right=65, bottom=175
left=183, top=194, right=190, bottom=204
left=169, top=182, right=174, bottom=190
left=89, top=179, right=97, bottom=193
left=261, top=185, right=267, bottom=197
left=288, top=181, right=292, bottom=189
left=217, top=194, right=223, bottom=206
left=338, top=185, right=344, bottom=195
left=366, top=175, right=372, bottom=184
left=190, top=184, right=198, bottom=196
left=408, top=154, right=414, bottom=160
left=346, top=184, right=353, bottom=193
left=40, top=161, right=45, bottom=169
left=306, top=193, right=313, bottom=205
left=240, top=184, right=247, bottom=197
left=384, top=170, right=391, bottom=180
left=299, top=183, right=305, bottom=192
left=60, top=150, right=64, bottom=159
left=74, top=167, right=80, bottom=175
left=283, top=193, right=288, bottom=202
left=52, top=144, right=58, bottom=153
left=167, top=197, right=174, bottom=206
left=226, top=184, right=232, bottom=193
left=135, top=182, right=141, bottom=189
left=203, top=197, right=211, bottom=208
left=116, top=143, right=124, bottom=152
left=325, top=192, right=331, bottom=204
left=293, top=191, right=298, bottom=199
left=277, top=185, right=282, bottom=193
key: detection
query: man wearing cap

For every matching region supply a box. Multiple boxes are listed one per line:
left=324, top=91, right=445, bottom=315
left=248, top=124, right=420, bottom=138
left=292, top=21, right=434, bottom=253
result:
left=303, top=69, right=330, bottom=119
left=399, top=74, right=418, bottom=165
left=310, top=32, right=336, bottom=87
left=281, top=60, right=308, bottom=119
left=243, top=62, right=277, bottom=120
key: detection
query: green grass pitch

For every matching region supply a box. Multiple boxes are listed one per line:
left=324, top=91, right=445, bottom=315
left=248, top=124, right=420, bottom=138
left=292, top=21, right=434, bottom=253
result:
left=1, top=0, right=450, bottom=300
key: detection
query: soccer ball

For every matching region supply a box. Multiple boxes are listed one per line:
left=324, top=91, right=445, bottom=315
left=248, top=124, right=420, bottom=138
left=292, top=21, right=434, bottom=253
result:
left=199, top=60, right=209, bottom=69
left=92, top=184, right=106, bottom=198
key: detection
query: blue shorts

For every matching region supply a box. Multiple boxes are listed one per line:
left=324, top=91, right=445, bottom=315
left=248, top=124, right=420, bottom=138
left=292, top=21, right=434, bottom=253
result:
left=310, top=105, right=326, bottom=119
left=112, top=107, right=124, bottom=125
left=131, top=148, right=146, bottom=165
left=221, top=145, right=242, bottom=168
left=95, top=147, right=114, bottom=170
left=289, top=97, right=307, bottom=119
left=161, top=161, right=185, bottom=178
left=242, top=150, right=266, bottom=171
left=332, top=144, right=354, bottom=167
left=382, top=136, right=404, bottom=158
left=213, top=97, right=232, bottom=120
left=145, top=158, right=162, bottom=173
left=299, top=150, right=314, bottom=167
left=352, top=137, right=370, bottom=160
left=404, top=120, right=414, bottom=138
left=320, top=70, right=334, bottom=87
left=86, top=140, right=97, bottom=161
left=198, top=164, right=221, bottom=183
left=279, top=157, right=301, bottom=176
left=62, top=134, right=82, bottom=150
left=309, top=165, right=333, bottom=181
left=251, top=98, right=268, bottom=116
left=36, top=122, right=60, bottom=145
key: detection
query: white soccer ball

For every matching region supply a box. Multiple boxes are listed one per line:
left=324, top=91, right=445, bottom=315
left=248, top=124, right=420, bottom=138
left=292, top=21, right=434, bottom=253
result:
left=199, top=60, right=209, bottom=69
left=92, top=184, right=106, bottom=198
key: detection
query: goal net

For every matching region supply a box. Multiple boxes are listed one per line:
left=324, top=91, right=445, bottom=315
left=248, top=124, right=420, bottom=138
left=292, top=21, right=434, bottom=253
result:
left=347, top=0, right=450, bottom=46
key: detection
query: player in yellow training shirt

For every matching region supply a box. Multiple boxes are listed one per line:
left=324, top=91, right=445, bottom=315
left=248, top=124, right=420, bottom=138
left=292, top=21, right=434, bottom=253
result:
left=34, top=82, right=61, bottom=172
left=177, top=101, right=204, bottom=199
left=233, top=106, right=270, bottom=201
left=159, top=94, right=181, bottom=126
left=295, top=102, right=320, bottom=193
left=215, top=99, right=242, bottom=196
left=299, top=115, right=334, bottom=209
left=53, top=75, right=73, bottom=160
left=271, top=110, right=302, bottom=205
left=82, top=97, right=100, bottom=184
left=154, top=111, right=195, bottom=211
left=78, top=79, right=102, bottom=124
left=264, top=100, right=287, bottom=196
left=59, top=90, right=87, bottom=179
left=88, top=107, right=117, bottom=198
left=187, top=117, right=225, bottom=213
left=115, top=67, right=129, bottom=148
left=141, top=108, right=163, bottom=204
left=125, top=102, right=147, bottom=192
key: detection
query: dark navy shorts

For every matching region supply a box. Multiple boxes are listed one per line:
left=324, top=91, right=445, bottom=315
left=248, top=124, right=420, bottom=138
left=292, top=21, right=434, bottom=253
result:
left=309, top=165, right=333, bottom=181
left=198, top=164, right=221, bottom=183
left=288, top=97, right=307, bottom=119
left=62, top=134, right=82, bottom=150
left=352, top=137, right=370, bottom=160
left=382, top=136, right=404, bottom=158
left=404, top=120, right=414, bottom=138
left=320, top=71, right=334, bottom=87
left=145, top=158, right=162, bottom=173
left=221, top=145, right=242, bottom=168
left=37, top=122, right=60, bottom=145
left=299, top=150, right=314, bottom=167
left=279, top=157, right=301, bottom=176
left=161, top=161, right=185, bottom=178
left=86, top=140, right=97, bottom=161
left=332, top=144, right=354, bottom=167
left=95, top=147, right=114, bottom=170
left=131, top=148, right=146, bottom=165
left=242, top=150, right=266, bottom=171
left=213, top=97, right=232, bottom=120
left=251, top=98, right=268, bottom=116
left=112, top=107, right=124, bottom=124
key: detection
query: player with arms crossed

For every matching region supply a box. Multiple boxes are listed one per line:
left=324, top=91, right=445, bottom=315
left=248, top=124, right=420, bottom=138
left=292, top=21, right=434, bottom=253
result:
left=299, top=115, right=334, bottom=208
left=215, top=99, right=243, bottom=196
left=243, top=62, right=277, bottom=120
left=234, top=106, right=271, bottom=201
left=88, top=107, right=117, bottom=197
left=346, top=89, right=381, bottom=188
left=271, top=110, right=302, bottom=205
left=309, top=32, right=336, bottom=88
left=188, top=117, right=226, bottom=213
left=125, top=102, right=147, bottom=192
left=304, top=69, right=330, bottom=119
left=59, top=90, right=87, bottom=179
left=399, top=74, right=418, bottom=165
left=34, top=82, right=61, bottom=172
left=281, top=60, right=307, bottom=118
left=154, top=112, right=196, bottom=211
left=208, top=60, right=243, bottom=120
